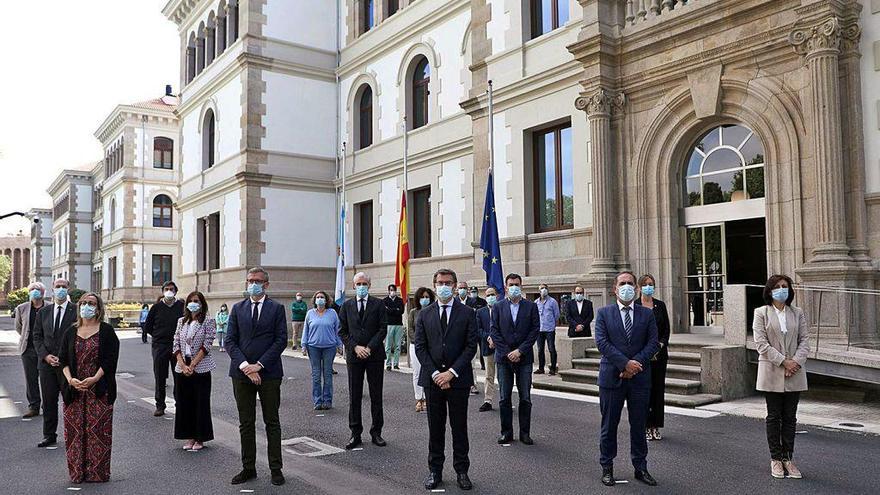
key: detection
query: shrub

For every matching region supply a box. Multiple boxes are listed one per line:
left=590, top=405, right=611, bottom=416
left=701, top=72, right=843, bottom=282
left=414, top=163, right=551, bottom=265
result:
left=6, top=287, right=29, bottom=308
left=68, top=288, right=86, bottom=304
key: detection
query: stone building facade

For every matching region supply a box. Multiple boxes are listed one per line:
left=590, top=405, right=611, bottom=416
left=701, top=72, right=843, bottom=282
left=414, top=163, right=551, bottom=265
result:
left=46, top=168, right=95, bottom=289
left=25, top=208, right=53, bottom=290
left=0, top=235, right=31, bottom=308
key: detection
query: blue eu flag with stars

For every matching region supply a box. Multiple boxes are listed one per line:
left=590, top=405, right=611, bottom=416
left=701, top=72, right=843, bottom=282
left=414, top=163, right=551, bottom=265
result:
left=480, top=172, right=504, bottom=295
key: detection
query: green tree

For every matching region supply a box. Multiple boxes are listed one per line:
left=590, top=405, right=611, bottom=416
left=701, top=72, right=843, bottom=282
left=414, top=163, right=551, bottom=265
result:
left=6, top=287, right=29, bottom=308
left=0, top=255, right=11, bottom=290
left=68, top=288, right=86, bottom=304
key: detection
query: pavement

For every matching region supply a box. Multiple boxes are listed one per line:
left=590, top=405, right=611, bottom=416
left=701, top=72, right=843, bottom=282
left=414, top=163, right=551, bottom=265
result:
left=0, top=315, right=878, bottom=494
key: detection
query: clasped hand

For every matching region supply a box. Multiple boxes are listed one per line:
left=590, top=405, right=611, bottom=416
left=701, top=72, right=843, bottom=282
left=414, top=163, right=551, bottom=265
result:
left=434, top=370, right=454, bottom=390
left=354, top=345, right=371, bottom=360
left=506, top=349, right=522, bottom=363
left=619, top=360, right=643, bottom=379
left=69, top=376, right=96, bottom=391
left=782, top=358, right=801, bottom=378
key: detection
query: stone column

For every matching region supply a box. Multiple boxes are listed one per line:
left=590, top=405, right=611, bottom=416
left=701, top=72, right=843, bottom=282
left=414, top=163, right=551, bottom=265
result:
left=576, top=89, right=625, bottom=276
left=790, top=17, right=852, bottom=263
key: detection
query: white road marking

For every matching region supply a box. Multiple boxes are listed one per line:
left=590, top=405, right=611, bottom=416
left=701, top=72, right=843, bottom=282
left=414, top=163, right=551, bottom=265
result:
left=46, top=446, right=58, bottom=450
left=13, top=401, right=22, bottom=404
left=615, top=480, right=629, bottom=484
left=141, top=397, right=175, bottom=414
left=0, top=382, right=21, bottom=418
left=529, top=388, right=721, bottom=418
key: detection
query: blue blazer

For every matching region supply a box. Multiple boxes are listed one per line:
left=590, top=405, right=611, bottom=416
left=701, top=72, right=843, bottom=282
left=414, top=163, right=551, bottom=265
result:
left=489, top=298, right=540, bottom=364
left=225, top=297, right=288, bottom=381
left=594, top=303, right=659, bottom=389
left=475, top=306, right=493, bottom=357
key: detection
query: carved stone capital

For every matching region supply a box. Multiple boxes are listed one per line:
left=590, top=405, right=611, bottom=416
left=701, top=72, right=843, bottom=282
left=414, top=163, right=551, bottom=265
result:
left=576, top=89, right=626, bottom=118
left=790, top=17, right=842, bottom=57
left=840, top=21, right=862, bottom=54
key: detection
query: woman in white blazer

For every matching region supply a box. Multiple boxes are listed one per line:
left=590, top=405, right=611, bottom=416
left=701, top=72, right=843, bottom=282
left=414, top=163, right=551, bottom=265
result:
left=752, top=274, right=810, bottom=480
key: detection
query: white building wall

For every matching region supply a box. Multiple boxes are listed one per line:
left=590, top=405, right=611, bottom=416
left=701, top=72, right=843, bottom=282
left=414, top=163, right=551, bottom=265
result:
left=261, top=188, right=337, bottom=267
left=379, top=178, right=400, bottom=262
left=75, top=223, right=91, bottom=253
left=264, top=0, right=337, bottom=52
left=222, top=191, right=242, bottom=268
left=180, top=77, right=243, bottom=182
left=426, top=12, right=469, bottom=119
left=181, top=209, right=196, bottom=273
left=492, top=111, right=512, bottom=237
left=862, top=3, right=880, bottom=192
left=75, top=266, right=91, bottom=290
left=487, top=0, right=510, bottom=56
left=133, top=244, right=143, bottom=286
left=439, top=158, right=466, bottom=255
left=75, top=184, right=93, bottom=213
left=263, top=73, right=336, bottom=157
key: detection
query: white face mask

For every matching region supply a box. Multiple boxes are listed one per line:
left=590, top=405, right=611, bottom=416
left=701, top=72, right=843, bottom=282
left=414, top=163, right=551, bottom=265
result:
left=164, top=290, right=175, bottom=300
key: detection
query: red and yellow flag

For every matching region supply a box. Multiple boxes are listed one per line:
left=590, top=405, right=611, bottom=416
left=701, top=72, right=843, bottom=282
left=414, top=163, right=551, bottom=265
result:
left=394, top=192, right=411, bottom=299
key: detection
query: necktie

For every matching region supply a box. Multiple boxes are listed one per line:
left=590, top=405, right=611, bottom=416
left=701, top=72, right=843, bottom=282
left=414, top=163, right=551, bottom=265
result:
left=440, top=305, right=449, bottom=335
left=358, top=299, right=365, bottom=321
left=622, top=306, right=632, bottom=343
left=251, top=302, right=260, bottom=327
left=55, top=305, right=63, bottom=334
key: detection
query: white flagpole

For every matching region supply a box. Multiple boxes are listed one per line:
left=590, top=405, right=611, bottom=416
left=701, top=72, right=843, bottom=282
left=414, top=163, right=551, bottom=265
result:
left=403, top=117, right=409, bottom=196
left=488, top=80, right=494, bottom=177
left=342, top=141, right=347, bottom=213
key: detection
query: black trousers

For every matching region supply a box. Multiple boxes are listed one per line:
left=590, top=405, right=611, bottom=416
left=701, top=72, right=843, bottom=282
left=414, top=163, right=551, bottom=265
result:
left=765, top=391, right=800, bottom=461
left=21, top=345, right=41, bottom=411
left=141, top=322, right=148, bottom=343
left=347, top=359, right=384, bottom=437
left=38, top=364, right=65, bottom=439
left=232, top=378, right=283, bottom=471
left=647, top=358, right=668, bottom=428
left=174, top=370, right=214, bottom=442
left=599, top=381, right=650, bottom=471
left=425, top=384, right=470, bottom=475
left=536, top=331, right=557, bottom=370
left=151, top=344, right=175, bottom=410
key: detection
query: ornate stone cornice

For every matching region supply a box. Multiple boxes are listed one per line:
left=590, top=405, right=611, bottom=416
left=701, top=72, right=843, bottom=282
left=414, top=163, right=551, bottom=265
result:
left=790, top=17, right=842, bottom=57
left=575, top=89, right=626, bottom=118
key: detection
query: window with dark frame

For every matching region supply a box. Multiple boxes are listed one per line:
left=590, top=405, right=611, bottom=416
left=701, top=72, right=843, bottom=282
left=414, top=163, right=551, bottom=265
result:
left=153, top=137, right=173, bottom=169
left=387, top=0, right=399, bottom=17
left=152, top=195, right=173, bottom=228
left=530, top=0, right=570, bottom=39
left=203, top=109, right=215, bottom=169
left=358, top=86, right=373, bottom=150
left=356, top=201, right=374, bottom=264
left=108, top=257, right=117, bottom=288
left=411, top=57, right=430, bottom=129
left=152, top=254, right=173, bottom=287
left=363, top=0, right=375, bottom=33
left=411, top=187, right=431, bottom=258
left=198, top=212, right=221, bottom=271
left=533, top=123, right=573, bottom=232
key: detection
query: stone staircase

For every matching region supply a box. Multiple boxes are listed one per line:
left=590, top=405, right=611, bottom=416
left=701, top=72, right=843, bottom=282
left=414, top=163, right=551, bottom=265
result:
left=549, top=342, right=722, bottom=408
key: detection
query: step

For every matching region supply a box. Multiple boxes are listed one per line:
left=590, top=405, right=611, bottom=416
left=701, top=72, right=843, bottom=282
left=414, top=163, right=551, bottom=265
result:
left=532, top=380, right=722, bottom=408
left=558, top=369, right=704, bottom=395
left=581, top=350, right=703, bottom=369
left=571, top=358, right=702, bottom=381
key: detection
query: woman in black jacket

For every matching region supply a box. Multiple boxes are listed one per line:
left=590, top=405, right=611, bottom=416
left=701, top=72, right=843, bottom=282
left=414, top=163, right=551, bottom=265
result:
left=58, top=292, right=120, bottom=483
left=634, top=274, right=670, bottom=441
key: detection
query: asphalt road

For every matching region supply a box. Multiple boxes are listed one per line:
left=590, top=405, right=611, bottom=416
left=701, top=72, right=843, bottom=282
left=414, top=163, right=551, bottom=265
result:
left=0, top=315, right=877, bottom=494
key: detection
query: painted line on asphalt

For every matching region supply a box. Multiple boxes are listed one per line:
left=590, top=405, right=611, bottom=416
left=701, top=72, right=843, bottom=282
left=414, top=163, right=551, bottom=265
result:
left=140, top=397, right=176, bottom=414
left=528, top=388, right=721, bottom=419
left=0, top=381, right=21, bottom=418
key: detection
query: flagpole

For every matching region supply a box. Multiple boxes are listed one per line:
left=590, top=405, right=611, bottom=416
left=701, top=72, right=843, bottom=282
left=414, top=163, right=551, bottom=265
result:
left=342, top=141, right=347, bottom=213
left=402, top=118, right=409, bottom=305
left=487, top=80, right=494, bottom=177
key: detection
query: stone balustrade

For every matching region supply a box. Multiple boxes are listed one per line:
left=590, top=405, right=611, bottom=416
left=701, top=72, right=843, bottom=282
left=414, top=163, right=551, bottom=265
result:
left=624, top=0, right=694, bottom=26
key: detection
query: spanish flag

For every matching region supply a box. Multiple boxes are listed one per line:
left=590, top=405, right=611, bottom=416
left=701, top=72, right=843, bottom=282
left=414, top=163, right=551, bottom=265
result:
left=394, top=192, right=411, bottom=299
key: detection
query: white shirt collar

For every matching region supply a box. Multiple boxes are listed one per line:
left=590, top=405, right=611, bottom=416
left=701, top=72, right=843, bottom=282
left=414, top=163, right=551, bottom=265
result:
left=617, top=300, right=633, bottom=311
left=56, top=300, right=69, bottom=312
left=251, top=295, right=266, bottom=305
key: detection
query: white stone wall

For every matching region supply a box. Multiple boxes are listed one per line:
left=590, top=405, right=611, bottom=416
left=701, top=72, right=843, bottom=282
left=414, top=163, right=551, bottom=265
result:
left=379, top=178, right=400, bottom=262
left=180, top=76, right=243, bottom=182
left=261, top=187, right=337, bottom=267
left=265, top=0, right=337, bottom=52
left=75, top=184, right=93, bottom=214
left=862, top=3, right=880, bottom=192
left=438, top=158, right=467, bottom=255
left=75, top=223, right=91, bottom=253
left=179, top=189, right=243, bottom=273
left=263, top=73, right=337, bottom=157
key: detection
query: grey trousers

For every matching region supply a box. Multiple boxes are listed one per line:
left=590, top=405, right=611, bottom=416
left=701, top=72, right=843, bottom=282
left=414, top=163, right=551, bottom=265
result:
left=21, top=346, right=41, bottom=411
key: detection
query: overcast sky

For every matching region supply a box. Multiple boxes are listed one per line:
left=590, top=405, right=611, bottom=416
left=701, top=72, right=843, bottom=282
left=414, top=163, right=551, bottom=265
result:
left=0, top=0, right=179, bottom=236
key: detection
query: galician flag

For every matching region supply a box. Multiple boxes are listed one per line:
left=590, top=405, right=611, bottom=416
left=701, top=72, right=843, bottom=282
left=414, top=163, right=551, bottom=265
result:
left=334, top=203, right=347, bottom=305
left=394, top=192, right=411, bottom=299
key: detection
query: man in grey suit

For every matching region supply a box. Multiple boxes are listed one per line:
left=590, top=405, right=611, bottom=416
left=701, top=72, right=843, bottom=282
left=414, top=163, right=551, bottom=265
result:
left=31, top=278, right=77, bottom=448
left=13, top=282, right=47, bottom=418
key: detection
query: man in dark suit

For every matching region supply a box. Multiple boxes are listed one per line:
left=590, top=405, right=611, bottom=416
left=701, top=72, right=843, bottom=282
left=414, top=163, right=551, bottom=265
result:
left=31, top=278, right=77, bottom=447
left=594, top=271, right=660, bottom=487
left=415, top=268, right=478, bottom=491
left=225, top=267, right=289, bottom=487
left=475, top=286, right=499, bottom=412
left=338, top=272, right=388, bottom=450
left=489, top=273, right=540, bottom=445
left=468, top=286, right=488, bottom=310
left=566, top=285, right=594, bottom=338
left=14, top=282, right=47, bottom=419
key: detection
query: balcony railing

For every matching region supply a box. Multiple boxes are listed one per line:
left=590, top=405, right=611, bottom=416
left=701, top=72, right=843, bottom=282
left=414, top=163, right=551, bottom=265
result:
left=624, top=0, right=696, bottom=27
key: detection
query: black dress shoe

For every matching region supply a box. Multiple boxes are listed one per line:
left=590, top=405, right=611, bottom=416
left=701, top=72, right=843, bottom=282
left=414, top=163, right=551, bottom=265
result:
left=457, top=473, right=473, bottom=490
left=22, top=409, right=39, bottom=419
left=386, top=365, right=392, bottom=371
left=153, top=408, right=165, bottom=417
left=271, top=469, right=285, bottom=486
left=231, top=469, right=257, bottom=485
left=497, top=434, right=513, bottom=444
left=423, top=472, right=442, bottom=490
left=520, top=434, right=534, bottom=445
left=549, top=367, right=558, bottom=376
left=478, top=402, right=493, bottom=412
left=371, top=435, right=387, bottom=447
left=601, top=467, right=615, bottom=486
left=635, top=470, right=657, bottom=486
left=534, top=368, right=545, bottom=374
left=345, top=437, right=362, bottom=450
left=37, top=437, right=56, bottom=448
left=393, top=365, right=400, bottom=370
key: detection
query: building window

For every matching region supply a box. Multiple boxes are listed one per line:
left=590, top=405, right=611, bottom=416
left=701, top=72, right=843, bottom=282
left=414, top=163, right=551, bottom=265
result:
left=108, top=257, right=117, bottom=288
left=229, top=1, right=240, bottom=42
left=197, top=212, right=221, bottom=271
left=530, top=0, right=570, bottom=39
left=186, top=41, right=196, bottom=84
left=363, top=0, right=375, bottom=33
left=196, top=25, right=206, bottom=74
left=53, top=193, right=70, bottom=218
left=152, top=254, right=173, bottom=287
left=203, top=109, right=215, bottom=169
left=684, top=124, right=766, bottom=207
left=109, top=198, right=117, bottom=231
left=92, top=226, right=103, bottom=252
left=387, top=0, right=399, bottom=17
left=92, top=269, right=102, bottom=292
left=533, top=123, right=573, bottom=232
left=357, top=85, right=373, bottom=150
left=206, top=24, right=216, bottom=65
left=411, top=187, right=431, bottom=258
left=217, top=9, right=227, bottom=54
left=411, top=57, right=430, bottom=129
left=153, top=137, right=173, bottom=169
left=153, top=195, right=173, bottom=228
left=356, top=201, right=374, bottom=264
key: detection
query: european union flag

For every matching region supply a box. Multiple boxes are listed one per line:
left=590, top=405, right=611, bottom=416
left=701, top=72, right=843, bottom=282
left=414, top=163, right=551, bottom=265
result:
left=480, top=172, right=504, bottom=295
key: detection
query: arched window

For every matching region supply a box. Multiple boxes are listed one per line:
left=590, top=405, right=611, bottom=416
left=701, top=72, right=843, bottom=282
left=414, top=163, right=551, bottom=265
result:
left=203, top=109, right=216, bottom=169
left=217, top=3, right=228, bottom=55
left=410, top=57, right=430, bottom=129
left=196, top=22, right=206, bottom=74
left=109, top=198, right=116, bottom=231
left=357, top=85, right=373, bottom=150
left=186, top=34, right=196, bottom=84
left=684, top=124, right=765, bottom=207
left=153, top=137, right=173, bottom=169
left=205, top=18, right=216, bottom=66
left=228, top=1, right=240, bottom=43
left=153, top=195, right=173, bottom=228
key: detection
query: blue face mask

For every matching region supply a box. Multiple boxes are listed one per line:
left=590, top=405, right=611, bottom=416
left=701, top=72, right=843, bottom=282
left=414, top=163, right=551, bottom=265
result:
left=574, top=294, right=584, bottom=302
left=486, top=295, right=497, bottom=306
left=315, top=298, right=326, bottom=307
left=420, top=297, right=430, bottom=307
left=80, top=304, right=96, bottom=319
left=355, top=285, right=369, bottom=298
left=641, top=285, right=655, bottom=297
left=436, top=285, right=453, bottom=300
left=457, top=288, right=468, bottom=298
left=771, top=288, right=789, bottom=303
left=54, top=287, right=69, bottom=300
left=247, top=283, right=265, bottom=297
left=29, top=289, right=42, bottom=301
left=618, top=284, right=636, bottom=303
left=508, top=285, right=522, bottom=299
left=187, top=302, right=201, bottom=313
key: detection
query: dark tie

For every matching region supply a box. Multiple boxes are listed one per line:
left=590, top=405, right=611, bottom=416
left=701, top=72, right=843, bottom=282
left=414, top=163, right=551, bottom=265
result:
left=358, top=299, right=365, bottom=321
left=55, top=305, right=63, bottom=334
left=622, top=306, right=632, bottom=343
left=251, top=302, right=260, bottom=327
left=440, top=305, right=449, bottom=335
